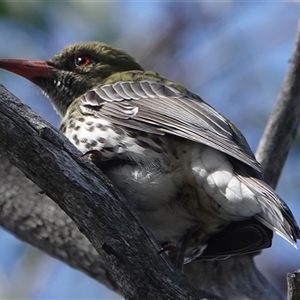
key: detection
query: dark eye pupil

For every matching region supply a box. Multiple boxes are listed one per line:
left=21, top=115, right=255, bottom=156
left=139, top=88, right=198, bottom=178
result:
left=75, top=56, right=92, bottom=67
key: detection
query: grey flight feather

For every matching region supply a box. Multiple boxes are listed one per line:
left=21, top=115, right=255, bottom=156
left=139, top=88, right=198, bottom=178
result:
left=80, top=80, right=260, bottom=172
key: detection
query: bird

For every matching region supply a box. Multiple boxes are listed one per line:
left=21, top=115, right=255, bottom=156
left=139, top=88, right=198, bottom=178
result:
left=0, top=42, right=299, bottom=268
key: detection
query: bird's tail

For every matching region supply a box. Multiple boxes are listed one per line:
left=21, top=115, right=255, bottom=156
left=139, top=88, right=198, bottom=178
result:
left=237, top=174, right=300, bottom=247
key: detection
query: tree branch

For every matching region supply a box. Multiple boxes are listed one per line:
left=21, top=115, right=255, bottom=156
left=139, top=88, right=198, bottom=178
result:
left=287, top=270, right=300, bottom=300
left=0, top=153, right=118, bottom=291
left=256, top=20, right=300, bottom=188
left=0, top=84, right=220, bottom=300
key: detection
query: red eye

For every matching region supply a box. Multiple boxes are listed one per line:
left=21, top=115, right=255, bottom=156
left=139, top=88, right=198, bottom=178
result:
left=75, top=55, right=93, bottom=67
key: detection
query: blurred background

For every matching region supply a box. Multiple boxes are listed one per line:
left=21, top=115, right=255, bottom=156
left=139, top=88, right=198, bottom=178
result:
left=0, top=1, right=299, bottom=299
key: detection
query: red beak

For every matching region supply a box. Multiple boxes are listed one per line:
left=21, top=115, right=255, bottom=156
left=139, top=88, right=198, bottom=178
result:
left=0, top=59, right=55, bottom=83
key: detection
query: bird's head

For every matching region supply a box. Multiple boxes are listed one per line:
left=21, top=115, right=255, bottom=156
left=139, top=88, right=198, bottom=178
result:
left=0, top=42, right=143, bottom=116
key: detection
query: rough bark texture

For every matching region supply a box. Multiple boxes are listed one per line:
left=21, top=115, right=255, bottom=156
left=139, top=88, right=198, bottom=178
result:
left=0, top=84, right=220, bottom=300
left=287, top=270, right=300, bottom=300
left=183, top=256, right=283, bottom=300
left=0, top=153, right=117, bottom=291
left=1, top=21, right=300, bottom=300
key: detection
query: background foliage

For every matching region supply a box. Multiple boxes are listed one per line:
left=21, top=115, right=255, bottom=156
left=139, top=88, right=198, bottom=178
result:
left=0, top=2, right=299, bottom=299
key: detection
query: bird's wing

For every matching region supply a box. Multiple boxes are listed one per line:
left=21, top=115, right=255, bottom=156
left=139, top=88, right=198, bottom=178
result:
left=235, top=167, right=300, bottom=246
left=79, top=78, right=261, bottom=172
left=79, top=77, right=300, bottom=245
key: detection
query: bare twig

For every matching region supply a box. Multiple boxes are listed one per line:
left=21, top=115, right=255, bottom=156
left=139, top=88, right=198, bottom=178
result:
left=256, top=21, right=300, bottom=188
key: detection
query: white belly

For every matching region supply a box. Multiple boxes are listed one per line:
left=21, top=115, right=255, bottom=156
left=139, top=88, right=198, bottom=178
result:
left=62, top=115, right=263, bottom=244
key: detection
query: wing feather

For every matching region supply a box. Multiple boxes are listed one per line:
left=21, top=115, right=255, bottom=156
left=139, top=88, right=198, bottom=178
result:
left=79, top=78, right=300, bottom=245
left=121, top=82, right=141, bottom=99
left=80, top=80, right=260, bottom=171
left=236, top=173, right=300, bottom=245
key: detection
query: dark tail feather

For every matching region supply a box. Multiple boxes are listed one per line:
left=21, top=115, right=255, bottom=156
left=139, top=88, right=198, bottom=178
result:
left=199, top=218, right=273, bottom=260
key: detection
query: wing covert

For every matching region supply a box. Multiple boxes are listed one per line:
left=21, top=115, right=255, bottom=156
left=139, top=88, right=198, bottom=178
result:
left=80, top=79, right=261, bottom=172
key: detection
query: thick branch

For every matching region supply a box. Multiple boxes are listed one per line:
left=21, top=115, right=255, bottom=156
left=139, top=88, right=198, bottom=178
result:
left=184, top=256, right=282, bottom=300
left=0, top=153, right=118, bottom=291
left=0, top=84, right=220, bottom=300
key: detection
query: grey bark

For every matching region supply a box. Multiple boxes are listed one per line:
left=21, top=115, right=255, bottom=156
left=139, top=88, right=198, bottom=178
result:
left=256, top=21, right=300, bottom=189
left=287, top=270, right=300, bottom=300
left=0, top=153, right=117, bottom=290
left=184, top=256, right=282, bottom=300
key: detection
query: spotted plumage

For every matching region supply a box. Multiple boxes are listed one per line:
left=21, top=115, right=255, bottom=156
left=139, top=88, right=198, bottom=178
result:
left=0, top=42, right=299, bottom=266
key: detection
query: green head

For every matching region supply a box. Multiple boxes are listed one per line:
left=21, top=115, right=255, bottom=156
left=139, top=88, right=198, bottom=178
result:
left=0, top=42, right=143, bottom=116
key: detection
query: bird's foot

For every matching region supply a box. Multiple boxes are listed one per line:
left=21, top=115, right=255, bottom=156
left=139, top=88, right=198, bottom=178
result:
left=159, top=230, right=192, bottom=271
left=175, top=229, right=192, bottom=270
left=82, top=150, right=102, bottom=168
left=159, top=244, right=181, bottom=269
